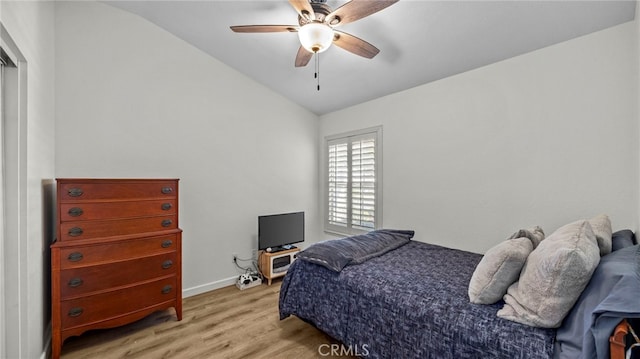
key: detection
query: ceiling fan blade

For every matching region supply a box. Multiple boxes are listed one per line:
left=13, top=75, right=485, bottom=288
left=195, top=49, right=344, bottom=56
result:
left=295, top=46, right=313, bottom=67
left=288, top=0, right=315, bottom=21
left=326, top=0, right=399, bottom=26
left=333, top=31, right=380, bottom=59
left=230, top=25, right=298, bottom=33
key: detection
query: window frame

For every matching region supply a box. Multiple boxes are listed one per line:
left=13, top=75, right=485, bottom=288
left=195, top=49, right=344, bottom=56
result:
left=324, top=126, right=382, bottom=236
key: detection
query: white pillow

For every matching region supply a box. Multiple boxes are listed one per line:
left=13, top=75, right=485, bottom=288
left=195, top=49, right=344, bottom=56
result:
left=497, top=220, right=600, bottom=328
left=588, top=214, right=612, bottom=256
left=468, top=238, right=533, bottom=304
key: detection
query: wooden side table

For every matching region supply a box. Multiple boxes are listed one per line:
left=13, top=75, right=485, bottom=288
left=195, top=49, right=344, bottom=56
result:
left=259, top=247, right=300, bottom=285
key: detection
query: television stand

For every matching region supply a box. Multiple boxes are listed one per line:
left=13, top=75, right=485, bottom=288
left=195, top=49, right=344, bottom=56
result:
left=259, top=247, right=300, bottom=285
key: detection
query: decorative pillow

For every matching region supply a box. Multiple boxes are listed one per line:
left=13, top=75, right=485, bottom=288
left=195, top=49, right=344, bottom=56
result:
left=588, top=214, right=612, bottom=256
left=497, top=220, right=600, bottom=328
left=611, top=229, right=636, bottom=251
left=468, top=238, right=533, bottom=304
left=509, top=226, right=545, bottom=249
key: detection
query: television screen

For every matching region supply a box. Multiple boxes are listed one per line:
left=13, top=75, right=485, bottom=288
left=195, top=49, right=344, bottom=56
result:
left=258, top=212, right=304, bottom=250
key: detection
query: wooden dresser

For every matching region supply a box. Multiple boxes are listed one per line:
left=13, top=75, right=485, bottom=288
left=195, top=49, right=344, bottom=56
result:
left=51, top=178, right=182, bottom=359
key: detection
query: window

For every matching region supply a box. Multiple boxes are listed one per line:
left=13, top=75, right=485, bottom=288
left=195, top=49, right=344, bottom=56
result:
left=325, top=126, right=382, bottom=235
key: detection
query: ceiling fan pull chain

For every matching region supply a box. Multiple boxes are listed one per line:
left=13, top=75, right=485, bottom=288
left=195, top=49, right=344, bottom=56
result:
left=315, top=52, right=320, bottom=91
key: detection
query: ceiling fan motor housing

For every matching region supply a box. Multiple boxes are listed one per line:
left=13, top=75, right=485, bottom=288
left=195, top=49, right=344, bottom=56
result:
left=298, top=2, right=339, bottom=26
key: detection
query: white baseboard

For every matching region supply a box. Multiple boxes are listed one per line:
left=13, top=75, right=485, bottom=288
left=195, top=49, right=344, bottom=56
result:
left=182, top=275, right=237, bottom=298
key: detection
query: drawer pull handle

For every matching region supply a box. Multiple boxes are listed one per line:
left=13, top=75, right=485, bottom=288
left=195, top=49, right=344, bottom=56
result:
left=162, top=260, right=173, bottom=269
left=68, top=307, right=84, bottom=317
left=68, top=278, right=84, bottom=287
left=161, top=203, right=172, bottom=211
left=68, top=207, right=84, bottom=217
left=68, top=188, right=84, bottom=197
left=161, top=219, right=172, bottom=227
left=68, top=227, right=84, bottom=237
left=161, top=240, right=173, bottom=248
left=161, top=187, right=173, bottom=194
left=67, top=252, right=83, bottom=262
left=161, top=285, right=172, bottom=294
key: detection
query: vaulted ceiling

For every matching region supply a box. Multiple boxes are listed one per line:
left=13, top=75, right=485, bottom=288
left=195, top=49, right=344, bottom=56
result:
left=105, top=1, right=636, bottom=115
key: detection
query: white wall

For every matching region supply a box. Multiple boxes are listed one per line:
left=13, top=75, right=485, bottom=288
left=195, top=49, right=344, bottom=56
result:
left=0, top=1, right=56, bottom=358
left=54, top=1, right=319, bottom=295
left=321, top=22, right=639, bottom=254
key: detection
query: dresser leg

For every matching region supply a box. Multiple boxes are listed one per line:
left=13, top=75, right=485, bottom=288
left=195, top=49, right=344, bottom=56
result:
left=176, top=299, right=183, bottom=321
left=51, top=332, right=61, bottom=359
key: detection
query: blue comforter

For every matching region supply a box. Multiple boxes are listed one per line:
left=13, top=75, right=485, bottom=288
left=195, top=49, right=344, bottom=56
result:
left=280, top=240, right=556, bottom=359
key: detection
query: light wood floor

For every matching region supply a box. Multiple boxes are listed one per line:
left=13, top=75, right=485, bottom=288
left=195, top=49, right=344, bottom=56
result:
left=60, top=279, right=356, bottom=359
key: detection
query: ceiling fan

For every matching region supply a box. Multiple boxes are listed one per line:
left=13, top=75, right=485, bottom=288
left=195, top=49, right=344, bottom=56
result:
left=230, top=0, right=399, bottom=68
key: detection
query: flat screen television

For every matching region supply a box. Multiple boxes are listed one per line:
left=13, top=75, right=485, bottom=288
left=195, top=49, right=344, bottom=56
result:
left=258, top=211, right=304, bottom=251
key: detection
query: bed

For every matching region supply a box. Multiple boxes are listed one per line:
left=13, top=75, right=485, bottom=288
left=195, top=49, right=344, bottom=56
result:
left=279, top=228, right=640, bottom=359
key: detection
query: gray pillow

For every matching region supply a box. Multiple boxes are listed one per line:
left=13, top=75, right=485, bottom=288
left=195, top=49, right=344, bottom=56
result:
left=497, top=220, right=600, bottom=328
left=509, top=226, right=545, bottom=249
left=588, top=214, right=612, bottom=256
left=468, top=237, right=533, bottom=304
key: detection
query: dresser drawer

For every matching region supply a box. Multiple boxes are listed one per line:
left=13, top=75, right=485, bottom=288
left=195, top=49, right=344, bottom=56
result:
left=60, top=252, right=177, bottom=299
left=60, top=199, right=177, bottom=222
left=59, top=215, right=177, bottom=241
left=59, top=180, right=177, bottom=201
left=60, top=277, right=177, bottom=329
left=59, top=234, right=179, bottom=269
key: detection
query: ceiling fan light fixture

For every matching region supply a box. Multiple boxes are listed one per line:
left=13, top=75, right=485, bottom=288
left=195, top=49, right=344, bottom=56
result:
left=298, top=21, right=333, bottom=53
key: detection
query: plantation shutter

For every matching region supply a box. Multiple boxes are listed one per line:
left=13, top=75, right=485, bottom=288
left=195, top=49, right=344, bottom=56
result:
left=326, top=127, right=380, bottom=235
left=350, top=135, right=376, bottom=230
left=327, top=139, right=349, bottom=227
